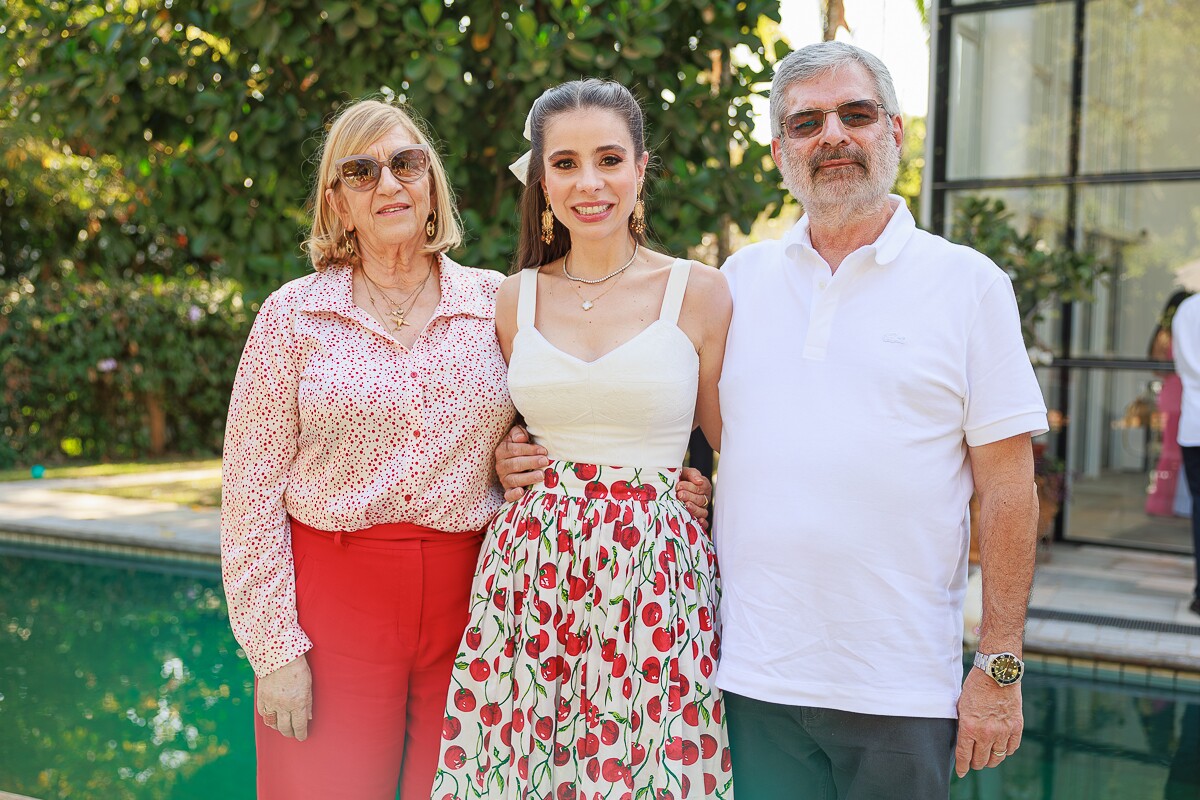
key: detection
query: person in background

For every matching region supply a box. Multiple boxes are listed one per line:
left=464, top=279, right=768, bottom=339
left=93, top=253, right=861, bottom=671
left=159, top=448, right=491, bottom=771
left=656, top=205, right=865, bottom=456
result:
left=1171, top=290, right=1200, bottom=616
left=1146, top=290, right=1193, bottom=518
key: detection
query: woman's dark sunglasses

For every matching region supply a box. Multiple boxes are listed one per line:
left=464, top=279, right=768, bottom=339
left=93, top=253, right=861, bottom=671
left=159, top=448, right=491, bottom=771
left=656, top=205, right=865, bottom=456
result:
left=780, top=100, right=887, bottom=140
left=334, top=145, right=431, bottom=191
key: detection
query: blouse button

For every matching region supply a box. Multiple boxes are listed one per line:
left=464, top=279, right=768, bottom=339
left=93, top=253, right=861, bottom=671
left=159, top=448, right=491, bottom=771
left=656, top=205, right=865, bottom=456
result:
left=410, top=371, right=419, bottom=379
left=413, top=430, right=421, bottom=438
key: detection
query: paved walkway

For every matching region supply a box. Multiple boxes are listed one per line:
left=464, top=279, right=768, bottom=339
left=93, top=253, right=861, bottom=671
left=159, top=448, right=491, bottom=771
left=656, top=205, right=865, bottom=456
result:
left=0, top=469, right=221, bottom=555
left=1025, top=546, right=1200, bottom=674
left=2, top=470, right=1199, bottom=675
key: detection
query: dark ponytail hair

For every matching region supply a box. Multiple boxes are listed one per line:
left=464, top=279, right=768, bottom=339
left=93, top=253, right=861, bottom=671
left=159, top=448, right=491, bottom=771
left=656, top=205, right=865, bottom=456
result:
left=1149, top=289, right=1193, bottom=358
left=513, top=79, right=650, bottom=273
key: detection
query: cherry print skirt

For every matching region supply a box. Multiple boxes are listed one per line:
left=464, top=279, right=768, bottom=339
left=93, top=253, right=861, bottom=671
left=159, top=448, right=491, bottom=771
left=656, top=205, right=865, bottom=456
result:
left=432, top=460, right=733, bottom=799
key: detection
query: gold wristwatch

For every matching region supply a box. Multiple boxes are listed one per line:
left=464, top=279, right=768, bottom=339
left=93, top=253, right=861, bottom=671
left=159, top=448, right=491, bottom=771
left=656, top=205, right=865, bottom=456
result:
left=973, top=651, right=1025, bottom=686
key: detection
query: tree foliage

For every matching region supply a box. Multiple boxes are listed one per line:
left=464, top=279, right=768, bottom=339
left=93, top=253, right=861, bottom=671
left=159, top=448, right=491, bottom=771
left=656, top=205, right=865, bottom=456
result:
left=895, top=114, right=924, bottom=224
left=2, top=0, right=787, bottom=295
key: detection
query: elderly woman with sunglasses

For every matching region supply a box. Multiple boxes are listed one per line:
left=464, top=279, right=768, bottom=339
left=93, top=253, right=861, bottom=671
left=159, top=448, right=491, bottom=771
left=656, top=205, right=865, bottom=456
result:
left=220, top=98, right=711, bottom=800
left=219, top=98, right=516, bottom=800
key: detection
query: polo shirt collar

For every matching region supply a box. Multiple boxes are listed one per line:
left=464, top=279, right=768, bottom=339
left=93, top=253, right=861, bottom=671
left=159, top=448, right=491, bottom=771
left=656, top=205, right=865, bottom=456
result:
left=872, top=196, right=917, bottom=265
left=783, top=194, right=917, bottom=266
left=300, top=253, right=491, bottom=320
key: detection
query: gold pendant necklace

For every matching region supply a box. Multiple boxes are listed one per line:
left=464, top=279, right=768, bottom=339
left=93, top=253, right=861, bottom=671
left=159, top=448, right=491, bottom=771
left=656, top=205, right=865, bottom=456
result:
left=361, top=262, right=434, bottom=331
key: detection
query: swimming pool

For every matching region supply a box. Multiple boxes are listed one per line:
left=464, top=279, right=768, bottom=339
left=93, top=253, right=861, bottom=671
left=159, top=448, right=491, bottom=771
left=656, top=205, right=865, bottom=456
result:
left=0, top=547, right=1197, bottom=799
left=0, top=548, right=253, bottom=799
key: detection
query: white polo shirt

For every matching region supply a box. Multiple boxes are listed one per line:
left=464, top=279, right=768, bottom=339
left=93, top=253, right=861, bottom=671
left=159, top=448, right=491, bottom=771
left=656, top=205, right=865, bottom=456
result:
left=1173, top=294, right=1200, bottom=447
left=714, top=197, right=1048, bottom=719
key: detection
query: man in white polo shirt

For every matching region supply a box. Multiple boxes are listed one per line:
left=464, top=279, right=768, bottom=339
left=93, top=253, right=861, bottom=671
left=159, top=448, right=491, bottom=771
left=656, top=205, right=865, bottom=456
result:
left=713, top=42, right=1047, bottom=798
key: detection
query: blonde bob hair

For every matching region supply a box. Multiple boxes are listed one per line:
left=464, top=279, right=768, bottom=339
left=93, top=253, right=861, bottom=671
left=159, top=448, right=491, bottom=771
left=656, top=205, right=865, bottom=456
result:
left=305, top=98, right=463, bottom=271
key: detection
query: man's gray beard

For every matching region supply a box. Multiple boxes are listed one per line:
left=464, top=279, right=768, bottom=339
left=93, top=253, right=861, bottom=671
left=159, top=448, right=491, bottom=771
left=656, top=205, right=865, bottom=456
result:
left=780, top=129, right=901, bottom=220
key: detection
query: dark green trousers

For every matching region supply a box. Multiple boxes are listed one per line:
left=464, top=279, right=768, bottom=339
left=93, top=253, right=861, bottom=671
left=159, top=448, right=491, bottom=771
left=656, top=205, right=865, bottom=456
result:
left=725, top=691, right=956, bottom=800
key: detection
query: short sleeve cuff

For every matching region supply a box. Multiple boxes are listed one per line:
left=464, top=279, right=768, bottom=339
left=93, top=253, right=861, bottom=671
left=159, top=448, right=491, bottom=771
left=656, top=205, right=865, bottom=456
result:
left=965, top=412, right=1049, bottom=448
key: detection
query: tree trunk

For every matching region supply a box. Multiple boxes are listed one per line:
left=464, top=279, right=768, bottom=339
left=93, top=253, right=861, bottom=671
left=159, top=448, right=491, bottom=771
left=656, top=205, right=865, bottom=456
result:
left=145, top=392, right=167, bottom=456
left=823, top=0, right=849, bottom=41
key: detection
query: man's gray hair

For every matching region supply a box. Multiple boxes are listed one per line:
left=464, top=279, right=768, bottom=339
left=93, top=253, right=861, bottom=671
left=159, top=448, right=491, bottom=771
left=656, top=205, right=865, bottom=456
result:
left=769, top=42, right=900, bottom=139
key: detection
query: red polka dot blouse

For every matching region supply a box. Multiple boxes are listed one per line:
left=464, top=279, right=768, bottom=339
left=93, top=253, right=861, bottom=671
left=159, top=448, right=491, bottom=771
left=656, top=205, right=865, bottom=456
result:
left=220, top=256, right=515, bottom=676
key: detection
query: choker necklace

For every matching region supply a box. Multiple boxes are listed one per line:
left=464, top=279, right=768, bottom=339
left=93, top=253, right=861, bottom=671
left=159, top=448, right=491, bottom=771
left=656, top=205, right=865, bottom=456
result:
left=562, top=243, right=639, bottom=285
left=568, top=261, right=632, bottom=311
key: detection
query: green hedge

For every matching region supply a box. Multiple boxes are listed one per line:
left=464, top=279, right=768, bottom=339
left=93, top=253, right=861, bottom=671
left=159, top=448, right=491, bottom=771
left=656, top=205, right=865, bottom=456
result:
left=0, top=276, right=251, bottom=467
left=3, top=0, right=784, bottom=290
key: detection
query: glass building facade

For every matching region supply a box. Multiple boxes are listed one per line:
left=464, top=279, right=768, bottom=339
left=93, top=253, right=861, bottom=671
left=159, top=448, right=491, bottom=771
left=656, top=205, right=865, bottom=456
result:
left=927, top=0, right=1200, bottom=553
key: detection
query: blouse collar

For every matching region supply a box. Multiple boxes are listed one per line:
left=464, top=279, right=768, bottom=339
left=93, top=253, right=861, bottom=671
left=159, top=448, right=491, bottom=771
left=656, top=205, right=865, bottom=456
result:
left=299, top=252, right=493, bottom=322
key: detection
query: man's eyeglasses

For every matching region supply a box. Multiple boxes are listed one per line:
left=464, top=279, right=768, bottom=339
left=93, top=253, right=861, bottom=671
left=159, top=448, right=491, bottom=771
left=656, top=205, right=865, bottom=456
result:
left=334, top=145, right=431, bottom=191
left=780, top=100, right=888, bottom=140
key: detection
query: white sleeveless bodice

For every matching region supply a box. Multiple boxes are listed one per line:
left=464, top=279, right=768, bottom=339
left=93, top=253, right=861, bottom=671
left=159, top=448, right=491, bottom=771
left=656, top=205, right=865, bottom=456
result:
left=507, top=259, right=699, bottom=466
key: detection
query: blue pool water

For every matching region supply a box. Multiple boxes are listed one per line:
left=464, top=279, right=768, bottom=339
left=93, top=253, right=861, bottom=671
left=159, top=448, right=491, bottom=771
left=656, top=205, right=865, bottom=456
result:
left=0, top=547, right=1197, bottom=799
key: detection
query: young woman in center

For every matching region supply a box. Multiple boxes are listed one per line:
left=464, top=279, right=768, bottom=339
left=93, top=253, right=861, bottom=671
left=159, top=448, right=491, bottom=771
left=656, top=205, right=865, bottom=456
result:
left=432, top=79, right=733, bottom=799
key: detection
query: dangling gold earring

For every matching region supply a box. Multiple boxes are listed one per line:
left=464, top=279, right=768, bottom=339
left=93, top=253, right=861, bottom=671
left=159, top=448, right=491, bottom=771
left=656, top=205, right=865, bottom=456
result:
left=540, top=187, right=555, bottom=245
left=426, top=209, right=438, bottom=239
left=630, top=180, right=646, bottom=237
left=343, top=229, right=357, bottom=258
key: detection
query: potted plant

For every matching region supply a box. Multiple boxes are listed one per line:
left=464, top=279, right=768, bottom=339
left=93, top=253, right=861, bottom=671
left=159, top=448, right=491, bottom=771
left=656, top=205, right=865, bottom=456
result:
left=1032, top=442, right=1066, bottom=547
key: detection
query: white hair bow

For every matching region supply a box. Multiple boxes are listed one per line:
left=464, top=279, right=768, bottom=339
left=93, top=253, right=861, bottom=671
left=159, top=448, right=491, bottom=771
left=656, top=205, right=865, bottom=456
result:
left=508, top=109, right=534, bottom=185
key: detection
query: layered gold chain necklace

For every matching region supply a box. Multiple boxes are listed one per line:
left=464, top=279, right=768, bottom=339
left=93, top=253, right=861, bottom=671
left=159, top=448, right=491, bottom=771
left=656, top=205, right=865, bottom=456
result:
left=360, top=260, right=434, bottom=330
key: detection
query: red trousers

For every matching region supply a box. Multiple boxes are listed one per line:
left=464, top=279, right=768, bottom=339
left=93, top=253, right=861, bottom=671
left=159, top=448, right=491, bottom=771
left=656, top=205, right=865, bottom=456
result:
left=256, top=517, right=483, bottom=800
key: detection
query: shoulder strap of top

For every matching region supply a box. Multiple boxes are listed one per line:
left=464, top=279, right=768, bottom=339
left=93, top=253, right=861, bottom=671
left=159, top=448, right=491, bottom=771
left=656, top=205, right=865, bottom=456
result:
left=659, top=258, right=692, bottom=324
left=517, top=268, right=538, bottom=330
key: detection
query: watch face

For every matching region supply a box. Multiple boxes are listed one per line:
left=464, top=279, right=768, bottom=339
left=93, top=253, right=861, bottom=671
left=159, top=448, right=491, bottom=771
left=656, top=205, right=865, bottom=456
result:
left=989, top=654, right=1023, bottom=685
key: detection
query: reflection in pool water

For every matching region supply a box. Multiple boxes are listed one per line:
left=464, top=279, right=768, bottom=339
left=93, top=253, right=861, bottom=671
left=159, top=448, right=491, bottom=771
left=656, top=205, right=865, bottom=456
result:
left=953, top=669, right=1200, bottom=799
left=0, top=549, right=1197, bottom=799
left=0, top=550, right=255, bottom=799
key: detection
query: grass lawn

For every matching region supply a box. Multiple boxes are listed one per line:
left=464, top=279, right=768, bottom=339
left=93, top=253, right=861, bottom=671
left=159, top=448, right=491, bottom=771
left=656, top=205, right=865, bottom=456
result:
left=0, top=458, right=222, bottom=483
left=57, top=477, right=223, bottom=508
